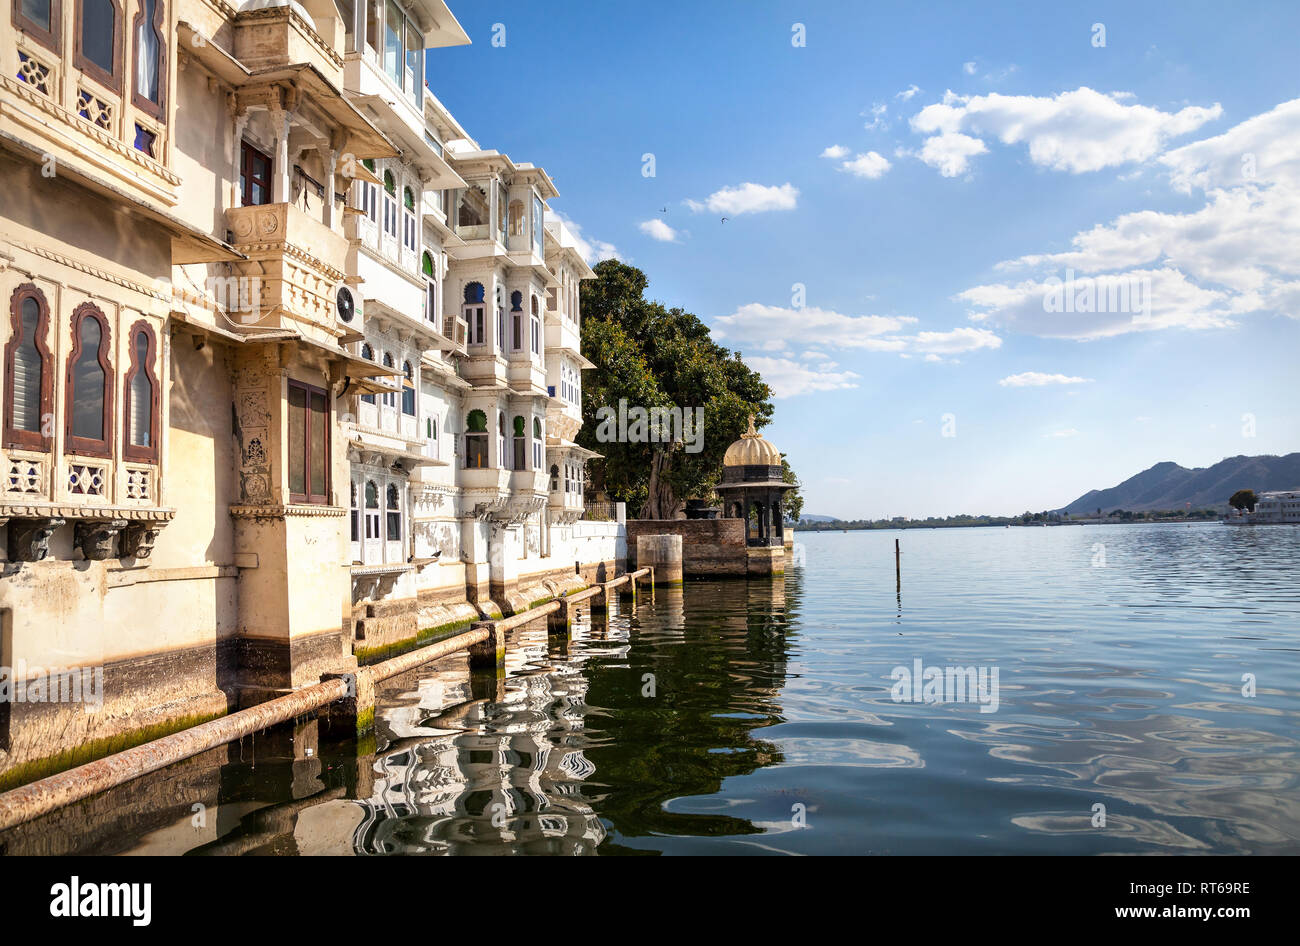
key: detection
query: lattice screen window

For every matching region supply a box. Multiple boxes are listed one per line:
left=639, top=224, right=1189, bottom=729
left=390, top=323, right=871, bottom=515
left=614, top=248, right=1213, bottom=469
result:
left=4, top=457, right=43, bottom=494
left=68, top=462, right=107, bottom=496
left=16, top=52, right=53, bottom=97
left=124, top=465, right=153, bottom=501
left=76, top=88, right=113, bottom=130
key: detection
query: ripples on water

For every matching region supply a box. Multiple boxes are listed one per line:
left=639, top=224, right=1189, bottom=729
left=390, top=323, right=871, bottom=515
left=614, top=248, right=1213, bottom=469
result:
left=4, top=523, right=1298, bottom=855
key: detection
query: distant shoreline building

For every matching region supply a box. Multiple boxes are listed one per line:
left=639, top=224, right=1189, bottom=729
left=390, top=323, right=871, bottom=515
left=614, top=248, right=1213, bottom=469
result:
left=1225, top=490, right=1300, bottom=524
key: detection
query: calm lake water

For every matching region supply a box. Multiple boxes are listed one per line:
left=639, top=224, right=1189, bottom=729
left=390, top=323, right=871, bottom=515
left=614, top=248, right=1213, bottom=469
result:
left=4, top=522, right=1299, bottom=855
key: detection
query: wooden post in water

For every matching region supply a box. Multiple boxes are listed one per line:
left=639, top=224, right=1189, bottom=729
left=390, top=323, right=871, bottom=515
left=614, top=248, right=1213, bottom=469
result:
left=895, top=538, right=901, bottom=592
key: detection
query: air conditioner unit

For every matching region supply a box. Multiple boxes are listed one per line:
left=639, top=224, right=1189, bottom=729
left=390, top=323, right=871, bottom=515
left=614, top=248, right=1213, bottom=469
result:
left=335, top=285, right=356, bottom=324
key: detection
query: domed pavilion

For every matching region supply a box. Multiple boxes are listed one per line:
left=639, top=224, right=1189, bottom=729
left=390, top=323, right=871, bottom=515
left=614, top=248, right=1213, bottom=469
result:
left=716, top=416, right=793, bottom=547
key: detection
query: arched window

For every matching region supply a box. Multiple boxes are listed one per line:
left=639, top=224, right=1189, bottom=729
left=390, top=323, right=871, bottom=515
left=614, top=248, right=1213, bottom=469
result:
left=497, top=411, right=506, bottom=467
left=381, top=169, right=397, bottom=238
left=350, top=481, right=359, bottom=545
left=381, top=352, right=396, bottom=409
left=76, top=0, right=122, bottom=92
left=532, top=417, right=543, bottom=469
left=512, top=415, right=526, bottom=471
left=132, top=0, right=165, bottom=117
left=402, top=186, right=417, bottom=251
left=363, top=479, right=379, bottom=541
left=386, top=482, right=401, bottom=540
left=360, top=343, right=375, bottom=404
left=66, top=302, right=113, bottom=457
left=463, top=281, right=485, bottom=345
left=123, top=321, right=159, bottom=462
left=421, top=251, right=438, bottom=323
left=530, top=296, right=540, bottom=355
left=14, top=0, right=62, bottom=54
left=401, top=361, right=415, bottom=415
left=495, top=286, right=505, bottom=352
left=510, top=291, right=522, bottom=351
left=549, top=464, right=559, bottom=491
left=4, top=285, right=53, bottom=451
left=464, top=408, right=488, bottom=469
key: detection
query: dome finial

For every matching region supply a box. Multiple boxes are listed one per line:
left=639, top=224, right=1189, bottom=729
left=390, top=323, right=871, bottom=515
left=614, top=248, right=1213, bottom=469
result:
left=745, top=414, right=758, bottom=438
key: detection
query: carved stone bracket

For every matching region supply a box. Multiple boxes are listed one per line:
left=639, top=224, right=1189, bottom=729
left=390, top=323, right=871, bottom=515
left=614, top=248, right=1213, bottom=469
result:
left=120, top=521, right=165, bottom=559
left=75, top=519, right=128, bottom=561
left=8, top=517, right=65, bottom=562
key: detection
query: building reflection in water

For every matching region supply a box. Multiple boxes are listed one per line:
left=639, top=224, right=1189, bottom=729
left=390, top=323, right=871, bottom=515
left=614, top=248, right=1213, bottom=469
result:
left=0, top=578, right=795, bottom=855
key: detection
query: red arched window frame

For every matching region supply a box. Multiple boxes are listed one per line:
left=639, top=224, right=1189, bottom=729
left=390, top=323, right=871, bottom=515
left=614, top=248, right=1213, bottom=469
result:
left=122, top=319, right=159, bottom=462
left=65, top=302, right=114, bottom=458
left=131, top=0, right=167, bottom=119
left=4, top=283, right=54, bottom=452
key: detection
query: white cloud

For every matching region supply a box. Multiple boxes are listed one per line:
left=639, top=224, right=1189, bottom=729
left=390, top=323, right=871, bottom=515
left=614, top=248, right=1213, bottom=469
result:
left=747, top=356, right=861, bottom=398
left=863, top=102, right=889, bottom=131
left=896, top=84, right=921, bottom=101
left=839, top=151, right=892, bottom=179
left=909, top=327, right=1001, bottom=354
left=917, top=132, right=988, bottom=177
left=961, top=98, right=1300, bottom=338
left=910, top=87, right=1222, bottom=174
left=716, top=304, right=915, bottom=350
left=1046, top=428, right=1080, bottom=438
left=549, top=212, right=621, bottom=265
left=963, top=61, right=978, bottom=75
left=998, top=372, right=1095, bottom=387
left=685, top=182, right=798, bottom=216
left=638, top=219, right=679, bottom=242
left=1159, top=97, right=1300, bottom=193
left=961, top=268, right=1233, bottom=339
left=716, top=304, right=1000, bottom=358
left=820, top=144, right=849, bottom=159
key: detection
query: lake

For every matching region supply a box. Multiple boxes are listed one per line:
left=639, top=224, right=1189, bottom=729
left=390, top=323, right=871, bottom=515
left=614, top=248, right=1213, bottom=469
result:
left=3, top=522, right=1298, bottom=855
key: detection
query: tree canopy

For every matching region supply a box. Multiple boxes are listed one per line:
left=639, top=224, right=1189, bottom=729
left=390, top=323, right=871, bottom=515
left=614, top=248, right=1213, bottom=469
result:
left=578, top=260, right=800, bottom=520
left=1229, top=488, right=1258, bottom=511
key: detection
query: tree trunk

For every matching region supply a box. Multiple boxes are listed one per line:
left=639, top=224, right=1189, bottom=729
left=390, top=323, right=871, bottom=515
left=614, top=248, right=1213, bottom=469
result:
left=640, top=446, right=677, bottom=519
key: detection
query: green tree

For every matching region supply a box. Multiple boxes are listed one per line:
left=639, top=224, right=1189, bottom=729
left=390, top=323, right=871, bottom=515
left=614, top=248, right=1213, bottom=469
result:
left=1229, top=489, right=1257, bottom=512
left=780, top=455, right=803, bottom=522
left=579, top=260, right=780, bottom=519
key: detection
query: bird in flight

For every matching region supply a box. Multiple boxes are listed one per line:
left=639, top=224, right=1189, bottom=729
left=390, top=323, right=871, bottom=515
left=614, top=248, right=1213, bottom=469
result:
left=659, top=207, right=668, bottom=213
left=721, top=217, right=728, bottom=224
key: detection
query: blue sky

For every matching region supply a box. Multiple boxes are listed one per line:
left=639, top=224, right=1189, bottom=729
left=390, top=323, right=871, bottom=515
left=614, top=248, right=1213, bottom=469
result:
left=428, top=1, right=1300, bottom=518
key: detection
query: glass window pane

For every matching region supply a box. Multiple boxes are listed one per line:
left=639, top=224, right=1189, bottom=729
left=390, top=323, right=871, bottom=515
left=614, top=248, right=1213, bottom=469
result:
left=288, top=385, right=306, bottom=496
left=14, top=299, right=42, bottom=432
left=310, top=391, right=327, bottom=497
left=384, top=1, right=402, bottom=86
left=72, top=317, right=104, bottom=441
left=130, top=371, right=151, bottom=446
left=82, top=0, right=117, bottom=75
left=135, top=0, right=159, bottom=102
left=21, top=0, right=52, bottom=31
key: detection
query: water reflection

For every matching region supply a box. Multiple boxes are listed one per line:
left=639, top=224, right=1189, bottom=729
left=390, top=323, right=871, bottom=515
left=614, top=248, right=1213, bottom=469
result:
left=3, top=523, right=1299, bottom=855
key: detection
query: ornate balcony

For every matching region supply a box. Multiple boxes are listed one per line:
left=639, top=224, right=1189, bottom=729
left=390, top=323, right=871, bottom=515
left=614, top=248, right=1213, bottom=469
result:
left=225, top=202, right=348, bottom=336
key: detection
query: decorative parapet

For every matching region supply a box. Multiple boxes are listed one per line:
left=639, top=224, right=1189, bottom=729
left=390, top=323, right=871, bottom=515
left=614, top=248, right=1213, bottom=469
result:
left=350, top=562, right=412, bottom=604
left=229, top=504, right=347, bottom=520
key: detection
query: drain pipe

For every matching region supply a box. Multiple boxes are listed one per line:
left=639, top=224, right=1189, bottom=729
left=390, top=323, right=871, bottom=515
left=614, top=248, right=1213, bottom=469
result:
left=0, top=677, right=350, bottom=833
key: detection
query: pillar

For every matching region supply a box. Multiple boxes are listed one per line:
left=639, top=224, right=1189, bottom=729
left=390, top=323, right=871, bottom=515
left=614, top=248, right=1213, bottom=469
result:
left=636, top=534, right=683, bottom=586
left=468, top=621, right=506, bottom=669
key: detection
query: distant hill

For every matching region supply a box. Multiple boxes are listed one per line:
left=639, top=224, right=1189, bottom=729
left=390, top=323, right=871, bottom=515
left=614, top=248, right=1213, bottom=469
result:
left=1059, top=453, right=1300, bottom=514
left=798, top=514, right=840, bottom=523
